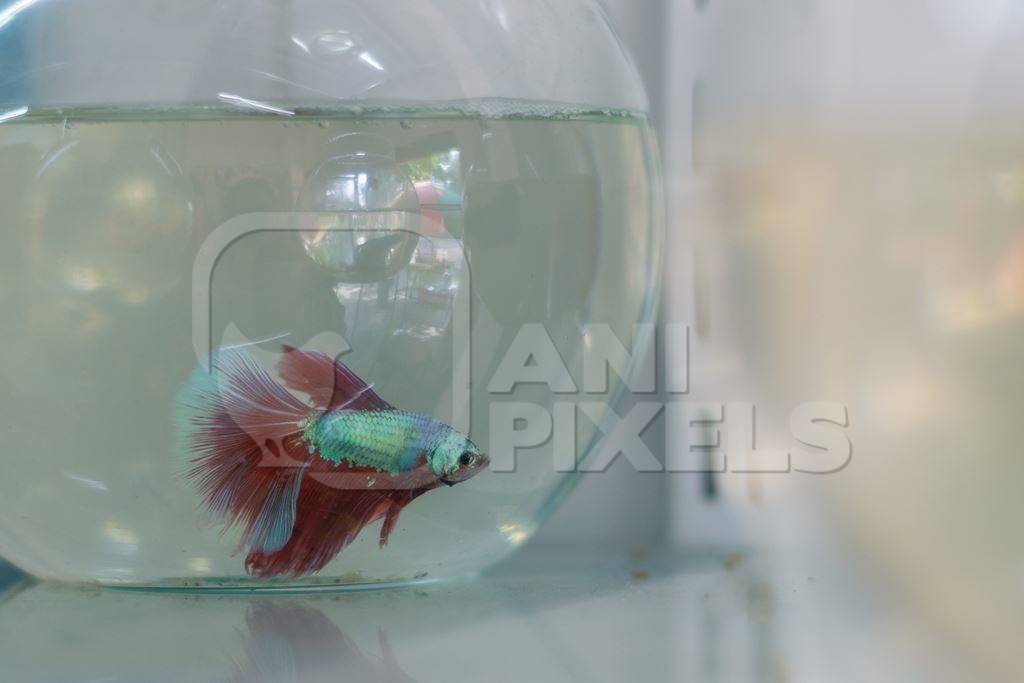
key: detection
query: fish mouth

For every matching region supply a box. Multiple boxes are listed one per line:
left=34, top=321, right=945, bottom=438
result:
left=440, top=477, right=458, bottom=487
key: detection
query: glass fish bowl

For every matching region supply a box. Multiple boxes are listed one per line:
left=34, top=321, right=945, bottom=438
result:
left=0, top=0, right=662, bottom=587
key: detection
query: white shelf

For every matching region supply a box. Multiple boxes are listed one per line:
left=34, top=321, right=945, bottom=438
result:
left=0, top=542, right=971, bottom=682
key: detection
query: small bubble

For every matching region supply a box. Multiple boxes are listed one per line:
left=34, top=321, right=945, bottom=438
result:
left=318, top=120, right=330, bottom=129
left=314, top=30, right=358, bottom=55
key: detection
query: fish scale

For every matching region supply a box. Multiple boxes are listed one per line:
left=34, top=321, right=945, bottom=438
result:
left=304, top=410, right=444, bottom=473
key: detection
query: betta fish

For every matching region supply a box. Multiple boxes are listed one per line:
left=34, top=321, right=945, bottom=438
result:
left=175, top=344, right=488, bottom=578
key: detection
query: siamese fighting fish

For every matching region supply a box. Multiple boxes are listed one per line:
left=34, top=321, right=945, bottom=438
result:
left=176, top=345, right=488, bottom=577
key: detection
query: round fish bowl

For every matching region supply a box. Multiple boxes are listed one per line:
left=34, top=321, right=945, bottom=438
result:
left=0, top=0, right=662, bottom=587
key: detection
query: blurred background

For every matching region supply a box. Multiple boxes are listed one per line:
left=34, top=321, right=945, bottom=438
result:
left=3, top=0, right=1024, bottom=680
left=544, top=0, right=1024, bottom=679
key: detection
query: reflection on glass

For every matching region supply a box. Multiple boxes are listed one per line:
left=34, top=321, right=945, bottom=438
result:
left=233, top=603, right=414, bottom=683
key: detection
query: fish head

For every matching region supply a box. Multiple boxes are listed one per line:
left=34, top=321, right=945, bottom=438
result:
left=430, top=429, right=489, bottom=486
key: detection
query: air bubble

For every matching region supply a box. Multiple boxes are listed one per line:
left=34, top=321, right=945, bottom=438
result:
left=296, top=133, right=420, bottom=282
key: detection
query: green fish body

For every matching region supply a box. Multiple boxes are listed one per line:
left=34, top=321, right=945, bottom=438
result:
left=303, top=409, right=481, bottom=479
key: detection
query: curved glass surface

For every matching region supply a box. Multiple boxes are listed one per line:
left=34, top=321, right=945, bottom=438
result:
left=0, top=0, right=662, bottom=585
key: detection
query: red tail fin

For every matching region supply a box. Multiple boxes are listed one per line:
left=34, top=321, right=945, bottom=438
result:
left=175, top=351, right=314, bottom=556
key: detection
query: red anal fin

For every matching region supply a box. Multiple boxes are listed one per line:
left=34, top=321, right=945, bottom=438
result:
left=246, top=481, right=391, bottom=577
left=379, top=488, right=436, bottom=548
left=244, top=476, right=439, bottom=578
left=278, top=344, right=394, bottom=412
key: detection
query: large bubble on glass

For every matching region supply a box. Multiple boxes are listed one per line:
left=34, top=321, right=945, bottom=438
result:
left=28, top=132, right=194, bottom=303
left=296, top=133, right=420, bottom=282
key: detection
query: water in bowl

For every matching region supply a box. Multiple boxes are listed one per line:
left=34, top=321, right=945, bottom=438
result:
left=0, top=102, right=661, bottom=586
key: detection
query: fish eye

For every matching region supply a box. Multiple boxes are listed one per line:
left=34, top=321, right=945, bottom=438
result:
left=459, top=452, right=474, bottom=467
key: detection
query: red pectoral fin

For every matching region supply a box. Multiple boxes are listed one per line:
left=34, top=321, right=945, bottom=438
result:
left=278, top=345, right=394, bottom=412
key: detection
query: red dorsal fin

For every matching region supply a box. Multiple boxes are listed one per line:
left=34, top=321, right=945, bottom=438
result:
left=278, top=344, right=394, bottom=412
